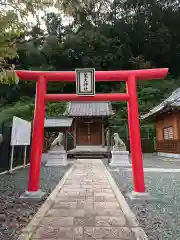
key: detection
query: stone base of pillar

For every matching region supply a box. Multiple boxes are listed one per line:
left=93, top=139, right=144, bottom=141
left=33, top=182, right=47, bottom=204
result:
left=20, top=190, right=46, bottom=201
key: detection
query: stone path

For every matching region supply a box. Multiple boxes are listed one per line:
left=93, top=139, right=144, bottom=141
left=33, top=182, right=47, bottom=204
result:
left=30, top=159, right=139, bottom=239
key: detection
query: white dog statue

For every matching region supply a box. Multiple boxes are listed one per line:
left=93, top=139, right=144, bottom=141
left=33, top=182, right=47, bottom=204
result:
left=110, top=132, right=130, bottom=166
left=46, top=132, right=67, bottom=166
left=113, top=133, right=126, bottom=151
left=51, top=132, right=64, bottom=149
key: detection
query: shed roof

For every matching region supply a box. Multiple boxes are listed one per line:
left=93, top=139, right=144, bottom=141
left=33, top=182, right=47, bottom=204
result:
left=65, top=102, right=114, bottom=117
left=44, top=117, right=73, bottom=128
left=141, top=88, right=180, bottom=120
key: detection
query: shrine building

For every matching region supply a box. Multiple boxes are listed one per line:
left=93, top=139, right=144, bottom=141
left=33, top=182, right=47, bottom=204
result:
left=65, top=101, right=113, bottom=146
left=44, top=101, right=114, bottom=157
left=141, top=88, right=180, bottom=158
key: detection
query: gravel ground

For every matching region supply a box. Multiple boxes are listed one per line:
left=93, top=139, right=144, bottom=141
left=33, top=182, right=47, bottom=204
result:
left=109, top=154, right=180, bottom=240
left=0, top=163, right=70, bottom=240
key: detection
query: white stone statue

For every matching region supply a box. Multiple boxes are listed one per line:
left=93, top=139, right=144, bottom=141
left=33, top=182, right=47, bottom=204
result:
left=113, top=133, right=126, bottom=151
left=106, top=129, right=110, bottom=146
left=46, top=132, right=68, bottom=166
left=51, top=132, right=64, bottom=149
left=110, top=132, right=130, bottom=166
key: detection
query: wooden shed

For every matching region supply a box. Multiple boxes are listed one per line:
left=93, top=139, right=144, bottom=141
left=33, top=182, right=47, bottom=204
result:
left=141, top=88, right=180, bottom=158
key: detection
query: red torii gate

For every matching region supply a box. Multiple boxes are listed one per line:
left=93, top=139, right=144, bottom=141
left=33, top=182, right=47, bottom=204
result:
left=15, top=68, right=168, bottom=198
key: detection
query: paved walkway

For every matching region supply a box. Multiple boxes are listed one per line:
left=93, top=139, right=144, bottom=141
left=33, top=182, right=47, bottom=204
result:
left=30, top=159, right=142, bottom=240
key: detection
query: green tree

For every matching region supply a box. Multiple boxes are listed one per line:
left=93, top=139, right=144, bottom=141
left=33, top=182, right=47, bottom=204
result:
left=0, top=0, right=54, bottom=84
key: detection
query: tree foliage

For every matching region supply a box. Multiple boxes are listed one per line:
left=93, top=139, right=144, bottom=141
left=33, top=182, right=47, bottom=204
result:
left=0, top=0, right=54, bottom=83
left=0, top=0, right=180, bottom=121
left=0, top=98, right=66, bottom=123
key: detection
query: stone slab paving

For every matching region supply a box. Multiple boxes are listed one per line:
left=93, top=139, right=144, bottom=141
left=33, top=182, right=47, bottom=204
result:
left=30, top=159, right=140, bottom=240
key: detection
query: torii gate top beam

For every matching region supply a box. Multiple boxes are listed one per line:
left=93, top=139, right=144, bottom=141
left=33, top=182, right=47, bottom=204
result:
left=15, top=68, right=168, bottom=82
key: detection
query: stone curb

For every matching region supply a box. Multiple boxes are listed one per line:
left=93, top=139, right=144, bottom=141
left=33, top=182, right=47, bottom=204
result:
left=18, top=165, right=74, bottom=240
left=104, top=166, right=148, bottom=240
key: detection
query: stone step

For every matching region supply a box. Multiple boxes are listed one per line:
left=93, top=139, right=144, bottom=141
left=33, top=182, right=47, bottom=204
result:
left=48, top=151, right=66, bottom=155
left=68, top=153, right=108, bottom=156
left=45, top=155, right=63, bottom=159
left=75, top=155, right=105, bottom=159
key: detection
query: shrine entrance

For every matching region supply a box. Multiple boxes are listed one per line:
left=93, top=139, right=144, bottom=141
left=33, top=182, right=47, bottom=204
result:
left=77, top=121, right=101, bottom=145
left=65, top=101, right=113, bottom=148
left=15, top=68, right=168, bottom=197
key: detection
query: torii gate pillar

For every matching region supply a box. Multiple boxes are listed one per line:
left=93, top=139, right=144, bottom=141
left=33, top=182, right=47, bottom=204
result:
left=127, top=75, right=146, bottom=195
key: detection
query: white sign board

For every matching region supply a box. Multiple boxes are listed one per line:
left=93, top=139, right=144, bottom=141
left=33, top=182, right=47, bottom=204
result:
left=11, top=117, right=31, bottom=146
left=76, top=68, right=95, bottom=96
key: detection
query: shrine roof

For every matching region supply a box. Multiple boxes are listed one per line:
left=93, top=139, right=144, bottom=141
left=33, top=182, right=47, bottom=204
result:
left=44, top=117, right=73, bottom=127
left=141, top=88, right=180, bottom=120
left=65, top=102, right=114, bottom=117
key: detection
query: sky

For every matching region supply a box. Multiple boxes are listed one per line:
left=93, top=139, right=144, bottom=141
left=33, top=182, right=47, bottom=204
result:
left=29, top=7, right=73, bottom=30
left=1, top=4, right=73, bottom=31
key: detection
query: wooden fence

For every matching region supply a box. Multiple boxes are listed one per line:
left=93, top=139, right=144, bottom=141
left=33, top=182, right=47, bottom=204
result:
left=157, top=140, right=180, bottom=154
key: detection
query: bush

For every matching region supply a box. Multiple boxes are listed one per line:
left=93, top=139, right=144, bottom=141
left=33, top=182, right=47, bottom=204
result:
left=0, top=100, right=67, bottom=123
